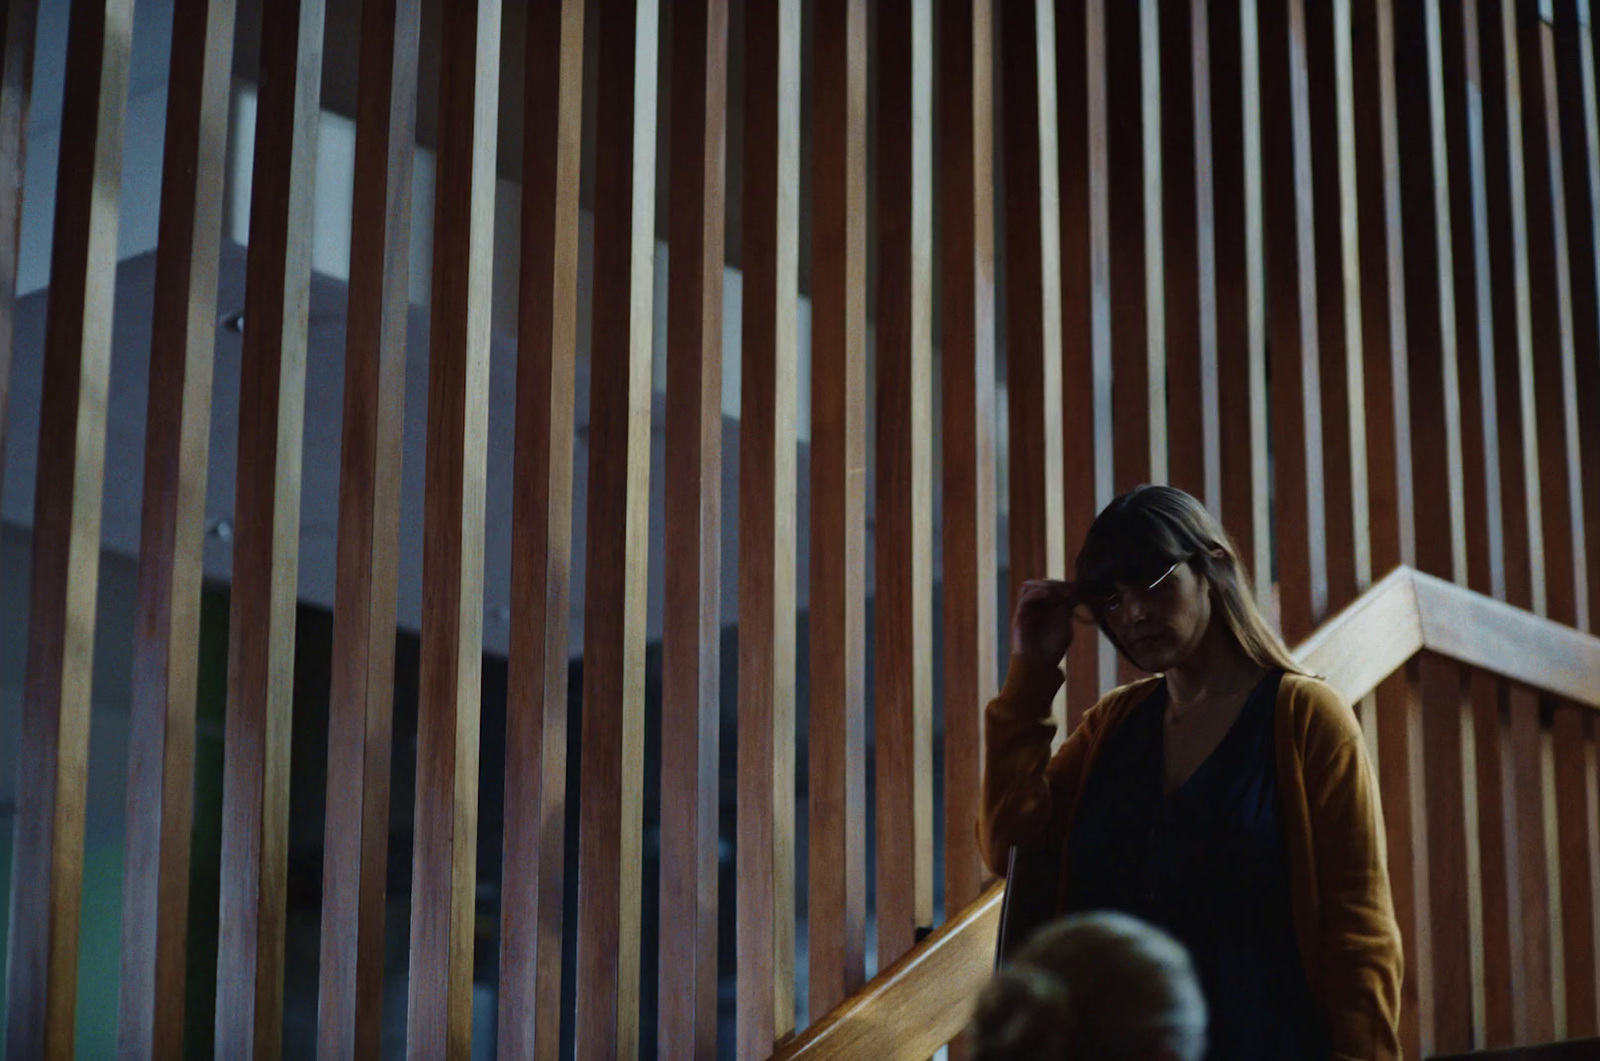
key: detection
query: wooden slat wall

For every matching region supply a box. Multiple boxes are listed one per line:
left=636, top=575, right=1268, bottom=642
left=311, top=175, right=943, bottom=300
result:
left=116, top=0, right=235, bottom=1056
left=736, top=0, right=800, bottom=1054
left=576, top=0, right=656, bottom=1056
left=211, top=0, right=322, bottom=1056
left=872, top=0, right=934, bottom=971
left=0, top=0, right=36, bottom=511
left=404, top=0, right=498, bottom=1056
left=499, top=2, right=583, bottom=1059
left=316, top=0, right=417, bottom=1056
left=938, top=0, right=999, bottom=918
left=660, top=0, right=727, bottom=1053
left=2, top=1, right=131, bottom=1058
left=807, top=0, right=868, bottom=1020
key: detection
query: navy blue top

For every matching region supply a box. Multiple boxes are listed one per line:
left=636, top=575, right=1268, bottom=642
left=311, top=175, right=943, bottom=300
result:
left=1063, top=670, right=1330, bottom=1061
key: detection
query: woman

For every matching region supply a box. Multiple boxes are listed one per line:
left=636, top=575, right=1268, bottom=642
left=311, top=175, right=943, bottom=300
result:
left=971, top=910, right=1208, bottom=1061
left=980, top=485, right=1403, bottom=1061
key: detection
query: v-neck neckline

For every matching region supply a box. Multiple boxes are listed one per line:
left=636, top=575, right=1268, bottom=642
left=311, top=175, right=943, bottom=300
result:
left=1158, top=669, right=1279, bottom=798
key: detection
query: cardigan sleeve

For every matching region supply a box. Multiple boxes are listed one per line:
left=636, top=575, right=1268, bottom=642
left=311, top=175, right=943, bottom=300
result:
left=977, top=654, right=1073, bottom=876
left=1303, top=705, right=1405, bottom=1061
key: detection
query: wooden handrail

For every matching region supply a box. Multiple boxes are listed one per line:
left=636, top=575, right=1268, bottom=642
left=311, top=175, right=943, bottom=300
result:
left=769, top=566, right=1600, bottom=1060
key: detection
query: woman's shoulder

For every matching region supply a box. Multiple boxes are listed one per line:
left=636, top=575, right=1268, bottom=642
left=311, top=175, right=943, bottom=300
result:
left=1275, top=671, right=1364, bottom=749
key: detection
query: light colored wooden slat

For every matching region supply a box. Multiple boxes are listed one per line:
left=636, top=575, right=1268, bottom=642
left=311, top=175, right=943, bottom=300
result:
left=1, top=2, right=130, bottom=1057
left=1258, top=0, right=1328, bottom=643
left=499, top=2, right=582, bottom=1059
left=873, top=0, right=933, bottom=969
left=576, top=0, right=657, bottom=1055
left=808, top=0, right=868, bottom=1019
left=316, top=1, right=418, bottom=1056
left=1001, top=0, right=1066, bottom=600
left=1210, top=0, right=1272, bottom=610
left=116, top=0, right=235, bottom=1056
left=403, top=1, right=499, bottom=1057
left=211, top=1, right=323, bottom=1057
left=1057, top=0, right=1114, bottom=717
left=769, top=881, right=1003, bottom=1061
left=1521, top=9, right=1590, bottom=634
left=0, top=0, right=37, bottom=509
left=660, top=0, right=727, bottom=1052
left=735, top=0, right=800, bottom=1053
left=937, top=0, right=998, bottom=918
left=1554, top=703, right=1600, bottom=1036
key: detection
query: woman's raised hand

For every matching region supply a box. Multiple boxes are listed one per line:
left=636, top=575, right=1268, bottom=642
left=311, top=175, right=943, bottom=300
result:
left=1009, top=579, right=1079, bottom=668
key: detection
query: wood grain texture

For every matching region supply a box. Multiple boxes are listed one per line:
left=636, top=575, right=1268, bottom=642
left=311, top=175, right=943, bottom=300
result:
left=873, top=0, right=934, bottom=970
left=316, top=1, right=417, bottom=1056
left=1420, top=653, right=1474, bottom=1053
left=1000, top=0, right=1066, bottom=600
left=808, top=0, right=868, bottom=1019
left=0, top=0, right=37, bottom=519
left=116, top=0, right=235, bottom=1056
left=403, top=1, right=498, bottom=1057
left=1258, top=0, right=1327, bottom=642
left=1510, top=684, right=1557, bottom=1042
left=499, top=2, right=582, bottom=1059
left=1553, top=704, right=1599, bottom=1036
left=1210, top=0, right=1272, bottom=608
left=1294, top=566, right=1423, bottom=704
left=1374, top=667, right=1433, bottom=1060
left=575, top=0, right=657, bottom=1055
left=1473, top=668, right=1520, bottom=1045
left=660, top=0, right=727, bottom=1053
left=209, top=2, right=323, bottom=1059
left=1056, top=0, right=1114, bottom=715
left=938, top=0, right=999, bottom=917
left=735, top=0, right=800, bottom=1053
left=2, top=1, right=131, bottom=1057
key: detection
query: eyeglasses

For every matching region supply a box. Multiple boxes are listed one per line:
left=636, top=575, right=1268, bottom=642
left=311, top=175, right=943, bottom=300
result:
left=1071, top=559, right=1185, bottom=623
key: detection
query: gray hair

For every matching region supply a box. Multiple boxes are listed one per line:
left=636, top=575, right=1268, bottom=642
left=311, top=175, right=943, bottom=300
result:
left=970, top=912, right=1207, bottom=1061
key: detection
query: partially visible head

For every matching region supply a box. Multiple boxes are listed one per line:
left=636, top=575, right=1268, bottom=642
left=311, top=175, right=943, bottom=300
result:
left=970, top=912, right=1207, bottom=1061
left=1072, top=485, right=1302, bottom=675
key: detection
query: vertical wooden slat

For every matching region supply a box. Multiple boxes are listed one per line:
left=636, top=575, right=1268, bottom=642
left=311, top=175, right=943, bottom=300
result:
left=1374, top=668, right=1432, bottom=1061
left=1512, top=684, right=1557, bottom=1041
left=316, top=0, right=418, bottom=1056
left=211, top=0, right=322, bottom=1057
left=1553, top=703, right=1600, bottom=1036
left=736, top=0, right=800, bottom=1053
left=0, top=0, right=37, bottom=504
left=808, top=0, right=868, bottom=1020
left=1001, top=0, right=1065, bottom=600
left=500, top=2, right=583, bottom=1059
left=938, top=0, right=998, bottom=918
left=1105, top=0, right=1161, bottom=497
left=116, top=0, right=235, bottom=1056
left=873, top=0, right=933, bottom=969
left=1473, top=671, right=1520, bottom=1046
left=1057, top=0, right=1114, bottom=714
left=1210, top=0, right=1271, bottom=608
left=660, top=0, right=727, bottom=1053
left=1258, top=0, right=1327, bottom=642
left=1522, top=5, right=1590, bottom=636
left=404, top=1, right=498, bottom=1057
left=576, top=0, right=657, bottom=1055
left=1305, top=0, right=1366, bottom=612
left=1, top=2, right=130, bottom=1058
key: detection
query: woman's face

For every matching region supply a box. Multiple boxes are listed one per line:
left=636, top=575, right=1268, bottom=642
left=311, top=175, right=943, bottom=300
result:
left=1101, top=559, right=1214, bottom=673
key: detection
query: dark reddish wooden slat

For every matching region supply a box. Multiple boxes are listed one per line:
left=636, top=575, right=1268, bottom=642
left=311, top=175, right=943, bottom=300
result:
left=660, top=0, right=727, bottom=1052
left=1374, top=670, right=1433, bottom=1061
left=938, top=0, right=999, bottom=916
left=735, top=0, right=800, bottom=1053
left=403, top=1, right=499, bottom=1057
left=576, top=0, right=657, bottom=1055
left=1210, top=0, right=1272, bottom=607
left=808, top=0, right=868, bottom=1019
left=0, top=0, right=37, bottom=508
left=210, top=1, right=324, bottom=1058
left=116, top=0, right=235, bottom=1056
left=1258, top=0, right=1328, bottom=642
left=1420, top=654, right=1474, bottom=1053
left=1511, top=685, right=1557, bottom=1042
left=873, top=0, right=934, bottom=970
left=1553, top=703, right=1599, bottom=1036
left=1473, top=670, right=1519, bottom=1045
left=2, top=2, right=131, bottom=1057
left=499, top=2, right=583, bottom=1059
left=316, top=1, right=418, bottom=1056
left=1057, top=0, right=1113, bottom=715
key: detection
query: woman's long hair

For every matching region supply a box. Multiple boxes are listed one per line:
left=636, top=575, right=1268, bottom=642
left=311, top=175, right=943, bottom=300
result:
left=1073, top=485, right=1306, bottom=675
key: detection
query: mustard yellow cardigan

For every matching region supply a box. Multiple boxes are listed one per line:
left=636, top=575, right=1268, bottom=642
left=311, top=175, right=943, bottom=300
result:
left=979, top=655, right=1405, bottom=1061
